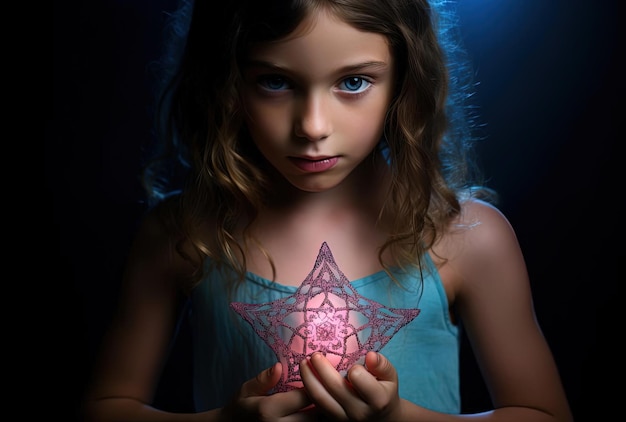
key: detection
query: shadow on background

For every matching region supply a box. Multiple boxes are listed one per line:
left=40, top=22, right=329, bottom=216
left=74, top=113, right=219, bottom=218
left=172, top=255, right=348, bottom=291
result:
left=51, top=1, right=621, bottom=420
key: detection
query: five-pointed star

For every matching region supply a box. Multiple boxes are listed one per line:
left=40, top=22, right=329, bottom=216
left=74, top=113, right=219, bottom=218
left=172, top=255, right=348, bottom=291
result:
left=230, top=242, right=420, bottom=392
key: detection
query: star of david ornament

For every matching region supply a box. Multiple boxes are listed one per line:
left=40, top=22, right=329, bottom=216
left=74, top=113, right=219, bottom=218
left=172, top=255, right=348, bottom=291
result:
left=230, top=242, right=420, bottom=392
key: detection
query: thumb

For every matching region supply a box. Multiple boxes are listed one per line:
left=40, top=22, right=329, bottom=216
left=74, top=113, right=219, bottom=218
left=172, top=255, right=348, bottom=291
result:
left=347, top=351, right=398, bottom=406
left=365, top=351, right=397, bottom=382
left=240, top=362, right=283, bottom=397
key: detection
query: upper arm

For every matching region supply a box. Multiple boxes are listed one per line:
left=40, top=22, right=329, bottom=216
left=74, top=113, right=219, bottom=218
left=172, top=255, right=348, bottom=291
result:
left=450, top=200, right=572, bottom=419
left=84, top=207, right=196, bottom=407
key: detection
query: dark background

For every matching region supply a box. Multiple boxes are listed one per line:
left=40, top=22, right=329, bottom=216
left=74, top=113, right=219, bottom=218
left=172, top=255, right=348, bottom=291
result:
left=52, top=1, right=621, bottom=420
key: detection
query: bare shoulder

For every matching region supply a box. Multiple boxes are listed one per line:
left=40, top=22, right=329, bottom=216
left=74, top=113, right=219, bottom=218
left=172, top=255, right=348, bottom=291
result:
left=128, top=199, right=198, bottom=287
left=444, top=197, right=519, bottom=255
left=433, top=198, right=528, bottom=298
left=455, top=198, right=518, bottom=252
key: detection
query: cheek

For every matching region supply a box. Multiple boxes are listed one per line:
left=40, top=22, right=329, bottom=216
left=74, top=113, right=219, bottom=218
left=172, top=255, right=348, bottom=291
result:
left=345, top=104, right=388, bottom=146
left=243, top=98, right=292, bottom=143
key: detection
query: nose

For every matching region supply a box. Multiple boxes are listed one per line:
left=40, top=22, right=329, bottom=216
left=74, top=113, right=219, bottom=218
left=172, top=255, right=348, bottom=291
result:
left=294, top=91, right=332, bottom=142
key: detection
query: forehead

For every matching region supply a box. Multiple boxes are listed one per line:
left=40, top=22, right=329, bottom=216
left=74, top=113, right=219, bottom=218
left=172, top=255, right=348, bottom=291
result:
left=245, top=9, right=392, bottom=76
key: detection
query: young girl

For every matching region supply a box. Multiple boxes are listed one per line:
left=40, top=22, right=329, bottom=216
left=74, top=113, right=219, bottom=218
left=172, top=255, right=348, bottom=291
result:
left=83, top=0, right=573, bottom=420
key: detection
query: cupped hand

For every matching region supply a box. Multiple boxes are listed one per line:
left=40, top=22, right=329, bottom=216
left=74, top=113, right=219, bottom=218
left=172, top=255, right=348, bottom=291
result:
left=220, top=362, right=317, bottom=422
left=300, top=351, right=403, bottom=421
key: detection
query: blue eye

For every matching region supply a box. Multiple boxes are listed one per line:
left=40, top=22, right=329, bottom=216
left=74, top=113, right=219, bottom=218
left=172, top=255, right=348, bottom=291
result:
left=338, top=77, right=371, bottom=94
left=258, top=75, right=290, bottom=91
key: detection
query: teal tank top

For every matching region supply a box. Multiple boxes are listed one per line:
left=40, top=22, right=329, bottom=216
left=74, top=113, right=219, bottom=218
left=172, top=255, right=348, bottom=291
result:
left=190, top=252, right=460, bottom=414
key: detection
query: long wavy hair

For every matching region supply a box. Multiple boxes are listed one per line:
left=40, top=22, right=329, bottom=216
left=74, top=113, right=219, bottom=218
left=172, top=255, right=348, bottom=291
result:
left=142, top=0, right=496, bottom=291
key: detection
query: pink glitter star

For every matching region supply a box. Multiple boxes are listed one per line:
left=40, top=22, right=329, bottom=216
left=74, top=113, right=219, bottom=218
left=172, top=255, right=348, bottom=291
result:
left=230, top=242, right=420, bottom=392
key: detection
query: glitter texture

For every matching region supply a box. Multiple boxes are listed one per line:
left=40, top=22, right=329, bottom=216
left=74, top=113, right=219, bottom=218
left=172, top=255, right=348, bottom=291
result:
left=230, top=242, right=420, bottom=392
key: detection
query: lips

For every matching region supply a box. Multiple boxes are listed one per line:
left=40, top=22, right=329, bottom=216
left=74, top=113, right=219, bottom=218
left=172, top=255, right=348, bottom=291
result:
left=289, top=156, right=339, bottom=173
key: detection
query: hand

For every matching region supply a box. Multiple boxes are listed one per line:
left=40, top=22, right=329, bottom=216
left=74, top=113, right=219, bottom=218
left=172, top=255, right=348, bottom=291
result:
left=220, top=362, right=317, bottom=422
left=300, top=351, right=403, bottom=421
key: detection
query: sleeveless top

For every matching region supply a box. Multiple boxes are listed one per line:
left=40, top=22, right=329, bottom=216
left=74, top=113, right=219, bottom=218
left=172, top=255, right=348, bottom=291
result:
left=190, top=252, right=460, bottom=414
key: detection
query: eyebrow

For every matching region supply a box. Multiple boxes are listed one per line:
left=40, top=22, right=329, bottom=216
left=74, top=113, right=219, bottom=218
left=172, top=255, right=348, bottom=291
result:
left=243, top=60, right=390, bottom=74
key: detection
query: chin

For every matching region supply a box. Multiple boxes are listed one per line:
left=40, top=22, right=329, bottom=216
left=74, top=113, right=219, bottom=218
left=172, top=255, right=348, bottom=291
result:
left=280, top=171, right=348, bottom=194
left=293, top=184, right=331, bottom=193
left=290, top=179, right=342, bottom=194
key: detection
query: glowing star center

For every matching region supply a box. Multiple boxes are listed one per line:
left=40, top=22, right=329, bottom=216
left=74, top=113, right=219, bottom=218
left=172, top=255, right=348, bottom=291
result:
left=230, top=242, right=420, bottom=392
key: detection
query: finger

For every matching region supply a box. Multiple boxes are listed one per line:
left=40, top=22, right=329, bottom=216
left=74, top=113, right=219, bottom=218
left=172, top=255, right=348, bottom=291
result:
left=300, top=355, right=348, bottom=418
left=240, top=361, right=282, bottom=397
left=279, top=404, right=321, bottom=422
left=364, top=351, right=397, bottom=382
left=309, top=353, right=357, bottom=398
left=348, top=352, right=397, bottom=406
left=273, top=388, right=314, bottom=415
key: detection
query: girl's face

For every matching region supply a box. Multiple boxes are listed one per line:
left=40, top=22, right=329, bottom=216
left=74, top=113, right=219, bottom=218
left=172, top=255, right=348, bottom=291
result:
left=241, top=9, right=395, bottom=193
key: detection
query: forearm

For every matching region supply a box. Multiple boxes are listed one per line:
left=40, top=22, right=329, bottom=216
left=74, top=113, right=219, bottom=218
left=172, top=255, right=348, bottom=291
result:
left=398, top=399, right=573, bottom=422
left=82, top=398, right=222, bottom=422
